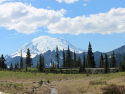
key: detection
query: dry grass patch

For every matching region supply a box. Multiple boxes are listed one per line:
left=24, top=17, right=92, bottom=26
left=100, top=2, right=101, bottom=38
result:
left=89, top=81, right=107, bottom=85
left=102, top=84, right=125, bottom=94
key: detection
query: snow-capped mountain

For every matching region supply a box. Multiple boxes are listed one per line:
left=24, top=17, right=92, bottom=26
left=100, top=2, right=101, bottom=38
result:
left=8, top=36, right=87, bottom=58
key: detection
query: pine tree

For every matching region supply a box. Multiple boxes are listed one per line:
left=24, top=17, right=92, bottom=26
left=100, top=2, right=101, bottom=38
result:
left=104, top=53, right=110, bottom=73
left=110, top=51, right=117, bottom=68
left=38, top=54, right=44, bottom=72
left=83, top=52, right=86, bottom=72
left=77, top=56, right=81, bottom=67
left=14, top=63, right=17, bottom=70
left=26, top=48, right=33, bottom=67
left=63, top=49, right=66, bottom=68
left=79, top=64, right=83, bottom=73
left=119, top=56, right=125, bottom=72
left=99, top=53, right=104, bottom=68
left=87, top=42, right=96, bottom=68
left=20, top=49, right=23, bottom=69
left=9, top=62, right=13, bottom=71
left=74, top=50, right=77, bottom=68
left=39, top=54, right=42, bottom=72
left=65, top=46, right=72, bottom=68
left=55, top=46, right=59, bottom=69
left=0, top=54, right=6, bottom=68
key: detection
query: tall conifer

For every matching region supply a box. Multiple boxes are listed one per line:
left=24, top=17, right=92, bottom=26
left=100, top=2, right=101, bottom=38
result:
left=55, top=46, right=59, bottom=69
left=110, top=51, right=117, bottom=68
left=77, top=56, right=81, bottom=67
left=99, top=53, right=104, bottom=68
left=74, top=50, right=77, bottom=68
left=87, top=42, right=96, bottom=68
left=104, top=53, right=110, bottom=73
left=83, top=52, right=86, bottom=72
left=9, top=62, right=13, bottom=71
left=0, top=54, right=6, bottom=68
left=26, top=48, right=33, bottom=67
left=39, top=54, right=42, bottom=72
left=66, top=46, right=72, bottom=68
left=63, top=48, right=66, bottom=68
left=20, top=49, right=23, bottom=69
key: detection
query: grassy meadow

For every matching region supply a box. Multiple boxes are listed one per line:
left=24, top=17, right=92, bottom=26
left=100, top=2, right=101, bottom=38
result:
left=0, top=68, right=125, bottom=94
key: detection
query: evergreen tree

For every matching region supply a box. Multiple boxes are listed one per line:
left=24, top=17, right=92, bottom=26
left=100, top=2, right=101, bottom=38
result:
left=38, top=54, right=45, bottom=72
left=65, top=46, right=72, bottom=68
left=119, top=56, right=125, bottom=72
left=74, top=50, right=77, bottom=68
left=26, top=48, right=33, bottom=67
left=77, top=56, right=81, bottom=67
left=99, top=53, right=104, bottom=68
left=20, top=49, right=23, bottom=69
left=39, top=54, right=42, bottom=72
left=14, top=63, right=17, bottom=70
left=79, top=64, right=83, bottom=73
left=110, top=51, right=117, bottom=68
left=9, top=62, right=13, bottom=71
left=55, top=46, right=59, bottom=69
left=104, top=53, right=110, bottom=73
left=83, top=52, right=86, bottom=72
left=63, top=48, right=66, bottom=68
left=0, top=54, right=6, bottom=68
left=87, top=42, right=96, bottom=68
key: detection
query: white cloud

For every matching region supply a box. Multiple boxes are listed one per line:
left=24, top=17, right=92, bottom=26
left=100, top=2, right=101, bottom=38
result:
left=0, top=2, right=67, bottom=34
left=0, top=2, right=125, bottom=35
left=0, top=0, right=11, bottom=4
left=83, top=4, right=87, bottom=6
left=56, top=0, right=79, bottom=4
left=47, top=8, right=125, bottom=35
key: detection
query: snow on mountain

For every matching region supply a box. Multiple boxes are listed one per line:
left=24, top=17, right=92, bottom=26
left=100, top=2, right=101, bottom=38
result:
left=9, top=35, right=86, bottom=58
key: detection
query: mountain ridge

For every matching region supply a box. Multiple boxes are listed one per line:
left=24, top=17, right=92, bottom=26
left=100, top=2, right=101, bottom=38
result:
left=8, top=35, right=86, bottom=58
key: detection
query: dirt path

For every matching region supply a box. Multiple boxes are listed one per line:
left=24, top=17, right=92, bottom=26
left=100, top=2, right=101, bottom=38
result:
left=43, top=83, right=58, bottom=94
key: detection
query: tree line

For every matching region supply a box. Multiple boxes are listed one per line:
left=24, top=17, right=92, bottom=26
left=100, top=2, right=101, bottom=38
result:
left=0, top=42, right=125, bottom=73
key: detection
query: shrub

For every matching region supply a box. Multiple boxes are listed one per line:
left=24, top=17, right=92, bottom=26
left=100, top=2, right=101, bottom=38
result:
left=47, top=80, right=50, bottom=83
left=102, top=84, right=125, bottom=94
left=38, top=80, right=43, bottom=86
left=14, top=85, right=16, bottom=89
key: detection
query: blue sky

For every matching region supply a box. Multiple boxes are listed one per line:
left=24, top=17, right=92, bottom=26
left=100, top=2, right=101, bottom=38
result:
left=0, top=0, right=125, bottom=56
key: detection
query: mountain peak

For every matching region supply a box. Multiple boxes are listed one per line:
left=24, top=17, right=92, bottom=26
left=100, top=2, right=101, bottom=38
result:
left=9, top=36, right=86, bottom=58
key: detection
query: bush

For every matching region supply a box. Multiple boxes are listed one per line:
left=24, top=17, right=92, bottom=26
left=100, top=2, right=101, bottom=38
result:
left=38, top=80, right=43, bottom=86
left=14, top=85, right=16, bottom=89
left=102, top=84, right=125, bottom=94
left=47, top=80, right=50, bottom=83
